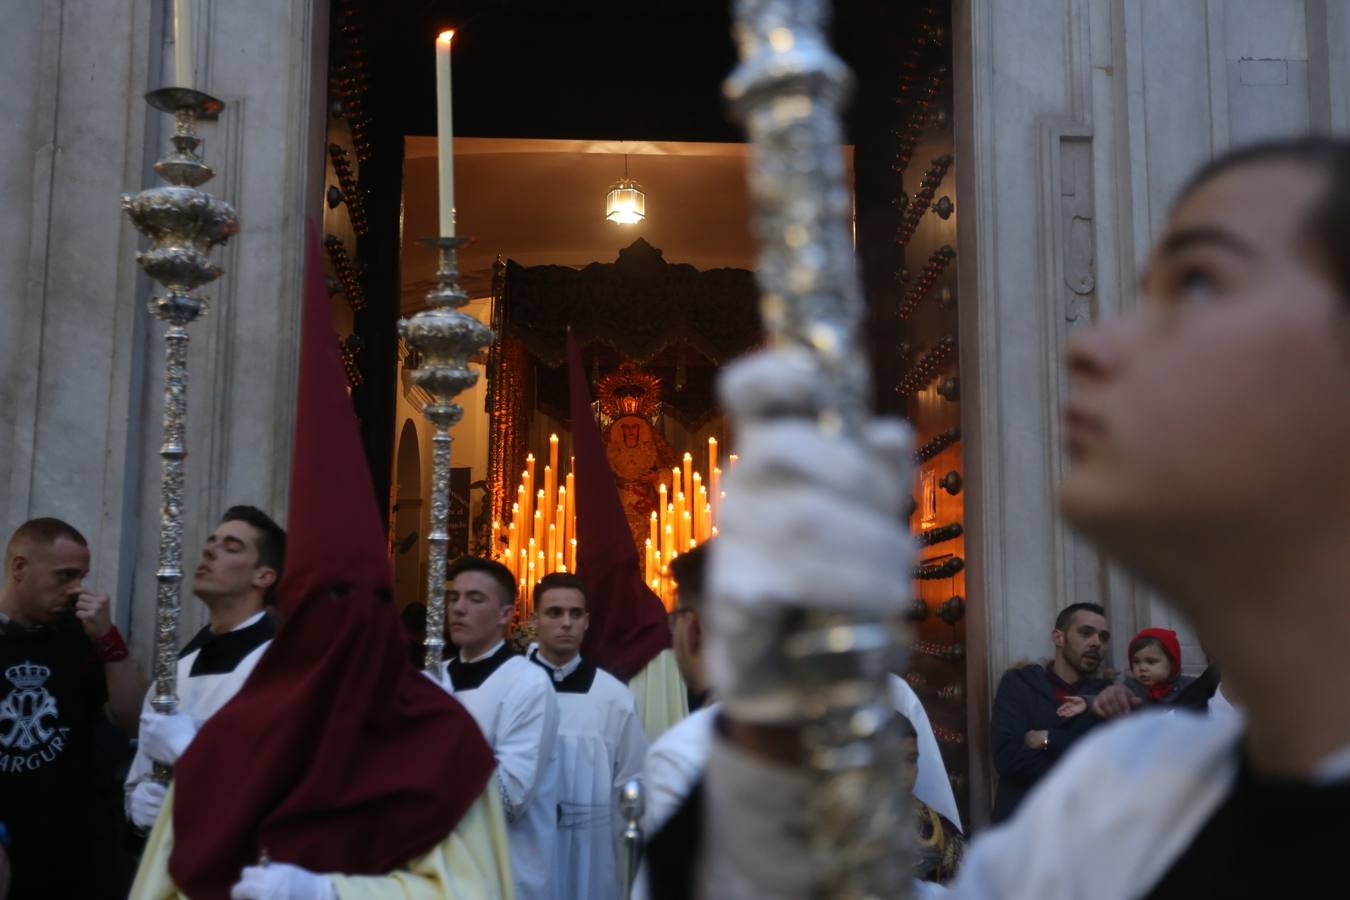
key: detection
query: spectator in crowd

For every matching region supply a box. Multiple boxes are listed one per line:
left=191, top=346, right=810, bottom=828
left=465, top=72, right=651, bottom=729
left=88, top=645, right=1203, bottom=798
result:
left=989, top=602, right=1112, bottom=823
left=0, top=517, right=147, bottom=899
left=1122, top=627, right=1193, bottom=706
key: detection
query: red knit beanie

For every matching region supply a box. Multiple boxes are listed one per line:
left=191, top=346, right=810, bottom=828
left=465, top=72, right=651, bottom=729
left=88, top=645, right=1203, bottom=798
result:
left=1129, top=627, right=1182, bottom=671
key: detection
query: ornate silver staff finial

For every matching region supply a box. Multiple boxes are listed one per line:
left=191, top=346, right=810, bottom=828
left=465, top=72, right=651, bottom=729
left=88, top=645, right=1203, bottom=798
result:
left=399, top=237, right=494, bottom=675
left=709, top=1, right=914, bottom=897
left=121, top=86, right=238, bottom=782
left=619, top=779, right=646, bottom=897
left=724, top=0, right=870, bottom=438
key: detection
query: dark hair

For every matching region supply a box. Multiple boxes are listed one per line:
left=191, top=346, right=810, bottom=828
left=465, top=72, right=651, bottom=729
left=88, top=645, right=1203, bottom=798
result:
left=1128, top=635, right=1171, bottom=663
left=534, top=572, right=587, bottom=609
left=5, top=518, right=88, bottom=569
left=896, top=712, right=918, bottom=741
left=400, top=602, right=427, bottom=631
left=669, top=541, right=710, bottom=611
left=1179, top=137, right=1350, bottom=306
left=446, top=555, right=516, bottom=607
left=1054, top=602, right=1106, bottom=632
left=221, top=505, right=286, bottom=606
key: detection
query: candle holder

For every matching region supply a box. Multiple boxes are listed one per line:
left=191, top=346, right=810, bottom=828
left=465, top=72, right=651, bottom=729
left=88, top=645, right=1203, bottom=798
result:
left=399, top=236, right=494, bottom=675
left=121, top=86, right=238, bottom=780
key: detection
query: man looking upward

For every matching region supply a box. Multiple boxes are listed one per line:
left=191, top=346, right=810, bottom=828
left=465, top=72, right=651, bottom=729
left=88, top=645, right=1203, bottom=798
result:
left=529, top=572, right=648, bottom=900
left=125, top=505, right=285, bottom=833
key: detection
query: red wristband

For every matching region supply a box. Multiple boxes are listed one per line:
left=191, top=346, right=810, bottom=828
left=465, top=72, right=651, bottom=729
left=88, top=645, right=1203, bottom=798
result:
left=94, top=625, right=129, bottom=663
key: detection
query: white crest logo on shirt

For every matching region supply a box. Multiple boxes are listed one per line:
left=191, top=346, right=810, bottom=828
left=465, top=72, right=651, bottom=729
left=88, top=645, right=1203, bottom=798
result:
left=0, top=662, right=60, bottom=751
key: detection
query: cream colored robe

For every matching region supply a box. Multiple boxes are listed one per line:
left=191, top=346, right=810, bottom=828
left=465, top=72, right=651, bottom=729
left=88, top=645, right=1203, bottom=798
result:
left=128, top=784, right=514, bottom=900
left=627, top=648, right=687, bottom=740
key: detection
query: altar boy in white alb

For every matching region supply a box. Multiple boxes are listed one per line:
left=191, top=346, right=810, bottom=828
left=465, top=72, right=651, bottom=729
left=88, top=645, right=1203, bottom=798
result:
left=438, top=555, right=559, bottom=900
left=124, top=505, right=284, bottom=831
left=528, top=573, right=649, bottom=900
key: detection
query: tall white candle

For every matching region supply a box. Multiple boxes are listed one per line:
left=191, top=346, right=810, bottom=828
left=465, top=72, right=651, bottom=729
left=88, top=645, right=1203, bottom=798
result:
left=173, top=0, right=194, bottom=89
left=435, top=30, right=456, bottom=236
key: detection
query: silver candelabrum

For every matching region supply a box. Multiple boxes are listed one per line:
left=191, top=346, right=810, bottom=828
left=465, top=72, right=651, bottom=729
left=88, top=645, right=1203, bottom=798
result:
left=399, top=237, right=494, bottom=675
left=121, top=87, right=238, bottom=779
left=717, top=0, right=912, bottom=896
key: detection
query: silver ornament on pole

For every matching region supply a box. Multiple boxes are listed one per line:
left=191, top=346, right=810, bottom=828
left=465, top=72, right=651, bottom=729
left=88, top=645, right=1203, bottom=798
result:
left=709, top=0, right=914, bottom=896
left=121, top=86, right=239, bottom=780
left=399, top=236, right=494, bottom=675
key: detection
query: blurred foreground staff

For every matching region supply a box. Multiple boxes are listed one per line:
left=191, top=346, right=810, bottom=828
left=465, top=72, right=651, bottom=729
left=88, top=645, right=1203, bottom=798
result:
left=689, top=0, right=918, bottom=894
left=129, top=230, right=510, bottom=900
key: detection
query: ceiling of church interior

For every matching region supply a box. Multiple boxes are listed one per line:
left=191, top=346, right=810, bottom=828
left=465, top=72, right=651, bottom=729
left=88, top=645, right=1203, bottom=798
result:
left=400, top=137, right=854, bottom=305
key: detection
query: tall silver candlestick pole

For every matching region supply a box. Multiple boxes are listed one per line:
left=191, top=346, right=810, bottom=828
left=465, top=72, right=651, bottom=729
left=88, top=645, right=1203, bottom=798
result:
left=710, top=0, right=913, bottom=896
left=400, top=237, right=494, bottom=675
left=122, top=87, right=239, bottom=779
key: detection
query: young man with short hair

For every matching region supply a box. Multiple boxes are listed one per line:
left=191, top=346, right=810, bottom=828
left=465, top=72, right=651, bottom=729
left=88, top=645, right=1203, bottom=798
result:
left=125, top=505, right=285, bottom=832
left=988, top=601, right=1113, bottom=822
left=702, top=138, right=1350, bottom=899
left=0, top=517, right=147, bottom=899
left=528, top=572, right=648, bottom=900
left=438, top=555, right=558, bottom=900
left=947, top=137, right=1350, bottom=897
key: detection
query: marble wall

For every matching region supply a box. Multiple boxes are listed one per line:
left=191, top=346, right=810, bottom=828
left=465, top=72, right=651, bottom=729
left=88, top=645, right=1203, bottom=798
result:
left=0, top=0, right=327, bottom=663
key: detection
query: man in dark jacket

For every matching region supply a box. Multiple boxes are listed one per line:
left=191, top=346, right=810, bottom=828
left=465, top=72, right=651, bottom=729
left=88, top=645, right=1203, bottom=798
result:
left=989, top=602, right=1112, bottom=823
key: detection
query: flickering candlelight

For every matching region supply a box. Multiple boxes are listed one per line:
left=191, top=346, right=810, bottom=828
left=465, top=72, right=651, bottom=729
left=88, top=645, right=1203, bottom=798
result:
left=434, top=30, right=456, bottom=236
left=173, top=0, right=194, bottom=89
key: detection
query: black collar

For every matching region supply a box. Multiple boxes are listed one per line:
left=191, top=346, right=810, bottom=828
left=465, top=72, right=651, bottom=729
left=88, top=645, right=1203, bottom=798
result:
left=179, top=613, right=277, bottom=677
left=447, top=642, right=517, bottom=691
left=528, top=649, right=598, bottom=694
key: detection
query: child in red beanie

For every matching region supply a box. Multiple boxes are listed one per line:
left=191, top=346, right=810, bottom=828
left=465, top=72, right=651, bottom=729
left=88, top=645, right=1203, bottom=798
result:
left=1125, top=628, right=1195, bottom=704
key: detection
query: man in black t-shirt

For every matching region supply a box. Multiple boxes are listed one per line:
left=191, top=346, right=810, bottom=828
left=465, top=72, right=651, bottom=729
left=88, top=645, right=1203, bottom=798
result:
left=0, top=518, right=147, bottom=899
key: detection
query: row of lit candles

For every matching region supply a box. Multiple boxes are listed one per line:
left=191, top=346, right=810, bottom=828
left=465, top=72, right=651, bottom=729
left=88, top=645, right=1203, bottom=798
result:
left=491, top=435, right=734, bottom=614
left=645, top=439, right=735, bottom=609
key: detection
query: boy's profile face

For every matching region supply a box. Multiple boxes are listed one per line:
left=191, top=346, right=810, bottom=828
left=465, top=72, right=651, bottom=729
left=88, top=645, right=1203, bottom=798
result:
left=1061, top=160, right=1350, bottom=563
left=1130, top=643, right=1173, bottom=686
left=898, top=736, right=919, bottom=797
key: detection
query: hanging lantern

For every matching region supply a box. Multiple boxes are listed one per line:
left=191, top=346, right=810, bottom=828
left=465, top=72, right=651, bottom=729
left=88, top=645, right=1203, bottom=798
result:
left=605, top=155, right=646, bottom=224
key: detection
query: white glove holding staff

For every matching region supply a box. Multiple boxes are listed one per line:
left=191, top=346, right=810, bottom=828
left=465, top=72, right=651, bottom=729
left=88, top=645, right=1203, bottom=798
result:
left=128, top=780, right=168, bottom=830
left=230, top=863, right=336, bottom=900
left=139, top=710, right=198, bottom=766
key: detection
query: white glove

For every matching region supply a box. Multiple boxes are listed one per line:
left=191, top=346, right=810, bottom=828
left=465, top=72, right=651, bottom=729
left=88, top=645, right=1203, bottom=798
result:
left=138, top=710, right=198, bottom=766
left=129, top=780, right=168, bottom=830
left=230, top=864, right=337, bottom=900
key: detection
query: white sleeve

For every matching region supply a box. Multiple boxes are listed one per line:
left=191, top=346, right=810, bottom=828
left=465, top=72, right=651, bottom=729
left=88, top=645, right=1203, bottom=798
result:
left=122, top=687, right=157, bottom=818
left=611, top=696, right=650, bottom=795
left=935, top=714, right=1239, bottom=900
left=641, top=732, right=703, bottom=835
left=888, top=674, right=961, bottom=832
left=491, top=670, right=559, bottom=822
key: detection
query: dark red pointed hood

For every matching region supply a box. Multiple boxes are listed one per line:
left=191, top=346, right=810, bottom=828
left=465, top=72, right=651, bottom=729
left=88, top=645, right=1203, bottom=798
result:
left=568, top=330, right=671, bottom=680
left=168, top=225, right=494, bottom=899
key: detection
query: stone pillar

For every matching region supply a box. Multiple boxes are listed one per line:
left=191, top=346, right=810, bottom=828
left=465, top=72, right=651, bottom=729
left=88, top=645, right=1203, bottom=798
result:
left=954, top=0, right=1343, bottom=823
left=0, top=0, right=329, bottom=665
